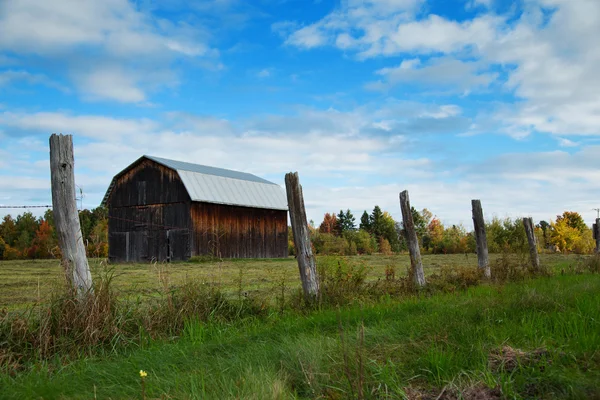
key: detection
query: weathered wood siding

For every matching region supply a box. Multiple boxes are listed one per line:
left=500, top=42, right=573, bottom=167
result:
left=108, top=160, right=191, bottom=262
left=190, top=203, right=288, bottom=258
left=107, top=158, right=288, bottom=261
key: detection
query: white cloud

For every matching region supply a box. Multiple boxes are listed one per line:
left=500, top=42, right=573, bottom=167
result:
left=368, top=57, right=497, bottom=92
left=0, top=70, right=69, bottom=92
left=3, top=102, right=598, bottom=225
left=0, top=111, right=158, bottom=141
left=0, top=0, right=216, bottom=102
left=281, top=0, right=600, bottom=137
left=72, top=66, right=147, bottom=103
left=557, top=138, right=579, bottom=148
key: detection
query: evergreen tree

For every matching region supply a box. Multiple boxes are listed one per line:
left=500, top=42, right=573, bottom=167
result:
left=359, top=210, right=371, bottom=232
left=335, top=209, right=346, bottom=236
left=344, top=209, right=356, bottom=231
left=336, top=209, right=356, bottom=235
left=370, top=205, right=385, bottom=238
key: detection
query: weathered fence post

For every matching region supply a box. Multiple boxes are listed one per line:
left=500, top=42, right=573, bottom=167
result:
left=523, top=217, right=540, bottom=270
left=471, top=200, right=491, bottom=278
left=594, top=219, right=600, bottom=254
left=285, top=172, right=319, bottom=302
left=49, top=134, right=93, bottom=298
left=399, top=190, right=426, bottom=287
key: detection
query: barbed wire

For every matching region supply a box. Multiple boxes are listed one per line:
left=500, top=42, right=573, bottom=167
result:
left=0, top=205, right=53, bottom=209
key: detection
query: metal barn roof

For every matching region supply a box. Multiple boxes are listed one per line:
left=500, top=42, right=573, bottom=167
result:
left=102, top=155, right=288, bottom=211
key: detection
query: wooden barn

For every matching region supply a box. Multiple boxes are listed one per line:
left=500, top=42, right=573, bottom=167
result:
left=102, top=155, right=288, bottom=262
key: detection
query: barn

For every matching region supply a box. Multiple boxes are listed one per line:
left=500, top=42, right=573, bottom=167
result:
left=102, top=155, right=288, bottom=262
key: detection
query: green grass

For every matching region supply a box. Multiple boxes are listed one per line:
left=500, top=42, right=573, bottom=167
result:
left=1, top=273, right=599, bottom=399
left=0, top=253, right=580, bottom=310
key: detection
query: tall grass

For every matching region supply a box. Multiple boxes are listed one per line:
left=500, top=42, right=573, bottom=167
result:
left=1, top=273, right=598, bottom=399
left=1, top=254, right=599, bottom=398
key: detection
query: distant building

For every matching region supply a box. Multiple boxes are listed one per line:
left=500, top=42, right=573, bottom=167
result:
left=102, top=156, right=288, bottom=262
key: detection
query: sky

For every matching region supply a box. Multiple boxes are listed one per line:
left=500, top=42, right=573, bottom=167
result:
left=0, top=0, right=599, bottom=227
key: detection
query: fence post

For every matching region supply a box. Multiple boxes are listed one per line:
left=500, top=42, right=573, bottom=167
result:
left=49, top=134, right=93, bottom=298
left=471, top=200, right=491, bottom=278
left=523, top=217, right=540, bottom=270
left=594, top=219, right=600, bottom=254
left=399, top=190, right=426, bottom=287
left=285, top=172, right=320, bottom=302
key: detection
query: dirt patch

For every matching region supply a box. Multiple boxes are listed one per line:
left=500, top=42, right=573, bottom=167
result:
left=488, top=345, right=550, bottom=372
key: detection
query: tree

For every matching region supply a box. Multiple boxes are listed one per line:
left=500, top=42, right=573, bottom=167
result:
left=537, top=220, right=550, bottom=248
left=0, top=215, right=17, bottom=247
left=370, top=206, right=385, bottom=238
left=549, top=212, right=592, bottom=254
left=359, top=210, right=371, bottom=232
left=426, top=218, right=444, bottom=253
left=381, top=211, right=400, bottom=251
left=344, top=209, right=356, bottom=232
left=550, top=218, right=582, bottom=253
left=556, top=211, right=587, bottom=233
left=29, top=220, right=57, bottom=258
left=336, top=209, right=356, bottom=235
left=335, top=210, right=346, bottom=236
left=411, top=207, right=427, bottom=239
left=14, top=212, right=39, bottom=252
left=318, top=213, right=337, bottom=234
left=88, top=217, right=108, bottom=258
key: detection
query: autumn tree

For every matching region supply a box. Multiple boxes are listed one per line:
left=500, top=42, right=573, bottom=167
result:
left=318, top=213, right=337, bottom=234
left=550, top=211, right=592, bottom=254
left=0, top=215, right=17, bottom=247
left=29, top=220, right=57, bottom=258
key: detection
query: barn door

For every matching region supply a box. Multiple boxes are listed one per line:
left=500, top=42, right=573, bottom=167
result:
left=167, top=229, right=191, bottom=261
left=109, top=231, right=148, bottom=262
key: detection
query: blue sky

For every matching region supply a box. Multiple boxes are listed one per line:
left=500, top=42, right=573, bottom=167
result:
left=1, top=0, right=599, bottom=226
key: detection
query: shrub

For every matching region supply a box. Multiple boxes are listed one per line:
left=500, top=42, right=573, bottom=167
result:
left=379, top=238, right=392, bottom=255
left=312, top=233, right=352, bottom=255
left=316, top=257, right=369, bottom=306
left=344, top=229, right=377, bottom=255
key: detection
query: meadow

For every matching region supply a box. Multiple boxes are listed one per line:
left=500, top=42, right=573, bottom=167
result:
left=0, top=253, right=578, bottom=310
left=1, top=253, right=599, bottom=399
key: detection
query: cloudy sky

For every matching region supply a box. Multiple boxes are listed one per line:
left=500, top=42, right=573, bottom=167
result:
left=1, top=0, right=599, bottom=227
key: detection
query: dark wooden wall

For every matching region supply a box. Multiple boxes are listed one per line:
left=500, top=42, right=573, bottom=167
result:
left=108, top=160, right=191, bottom=262
left=107, top=158, right=288, bottom=261
left=190, top=203, right=288, bottom=258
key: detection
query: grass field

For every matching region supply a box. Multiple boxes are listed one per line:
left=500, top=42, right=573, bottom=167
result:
left=0, top=253, right=580, bottom=310
left=1, top=253, right=598, bottom=399
left=1, top=272, right=598, bottom=399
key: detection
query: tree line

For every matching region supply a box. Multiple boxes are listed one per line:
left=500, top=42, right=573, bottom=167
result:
left=289, top=206, right=596, bottom=256
left=1, top=206, right=594, bottom=261
left=0, top=207, right=108, bottom=260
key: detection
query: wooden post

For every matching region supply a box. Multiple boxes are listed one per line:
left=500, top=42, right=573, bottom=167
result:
left=49, top=134, right=93, bottom=297
left=523, top=217, right=540, bottom=270
left=285, top=172, right=319, bottom=301
left=594, top=219, right=600, bottom=254
left=399, top=190, right=426, bottom=287
left=471, top=200, right=491, bottom=278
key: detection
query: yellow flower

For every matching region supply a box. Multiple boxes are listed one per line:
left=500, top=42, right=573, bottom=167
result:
left=139, top=370, right=148, bottom=378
